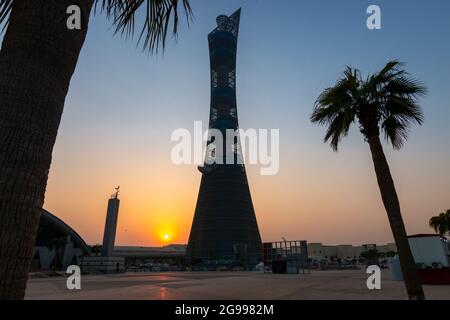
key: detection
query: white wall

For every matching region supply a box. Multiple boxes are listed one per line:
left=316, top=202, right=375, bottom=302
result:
left=408, top=236, right=450, bottom=267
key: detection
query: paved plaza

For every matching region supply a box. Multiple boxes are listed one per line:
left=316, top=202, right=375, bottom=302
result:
left=25, top=270, right=450, bottom=300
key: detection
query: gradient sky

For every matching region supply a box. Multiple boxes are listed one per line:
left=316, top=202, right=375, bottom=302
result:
left=20, top=0, right=450, bottom=246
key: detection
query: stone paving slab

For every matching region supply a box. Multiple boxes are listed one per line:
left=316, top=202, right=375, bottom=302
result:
left=25, top=270, right=450, bottom=300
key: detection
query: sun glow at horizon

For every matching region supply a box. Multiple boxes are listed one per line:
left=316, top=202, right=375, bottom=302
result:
left=159, top=229, right=174, bottom=244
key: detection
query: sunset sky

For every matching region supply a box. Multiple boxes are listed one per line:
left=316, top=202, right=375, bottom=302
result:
left=33, top=0, right=450, bottom=246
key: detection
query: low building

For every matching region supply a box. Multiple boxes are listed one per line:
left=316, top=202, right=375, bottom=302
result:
left=388, top=234, right=450, bottom=284
left=32, top=209, right=91, bottom=271
left=263, top=240, right=309, bottom=274
left=81, top=256, right=125, bottom=273
left=307, top=242, right=397, bottom=265
left=408, top=234, right=449, bottom=268
left=112, top=245, right=186, bottom=268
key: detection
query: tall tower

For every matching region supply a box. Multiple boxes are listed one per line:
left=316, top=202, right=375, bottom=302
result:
left=186, top=9, right=263, bottom=268
left=102, top=187, right=120, bottom=257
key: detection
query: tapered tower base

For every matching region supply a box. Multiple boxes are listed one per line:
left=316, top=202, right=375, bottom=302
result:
left=187, top=165, right=262, bottom=268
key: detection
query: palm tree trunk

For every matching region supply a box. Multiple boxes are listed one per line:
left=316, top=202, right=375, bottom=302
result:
left=367, top=136, right=425, bottom=300
left=0, top=0, right=93, bottom=299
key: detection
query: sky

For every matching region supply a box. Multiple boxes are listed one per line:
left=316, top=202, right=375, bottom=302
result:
left=27, top=0, right=450, bottom=246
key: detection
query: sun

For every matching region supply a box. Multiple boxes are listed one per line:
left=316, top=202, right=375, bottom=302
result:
left=158, top=226, right=175, bottom=243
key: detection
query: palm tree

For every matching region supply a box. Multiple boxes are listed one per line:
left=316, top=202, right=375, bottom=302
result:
left=311, top=60, right=427, bottom=300
left=386, top=250, right=397, bottom=258
left=429, top=210, right=450, bottom=236
left=90, top=243, right=103, bottom=256
left=0, top=0, right=192, bottom=299
left=360, top=249, right=379, bottom=266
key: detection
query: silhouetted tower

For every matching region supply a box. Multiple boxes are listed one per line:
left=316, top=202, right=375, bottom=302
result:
left=102, top=187, right=120, bottom=257
left=186, top=9, right=263, bottom=267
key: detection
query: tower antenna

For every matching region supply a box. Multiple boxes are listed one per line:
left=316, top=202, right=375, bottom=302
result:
left=112, top=186, right=120, bottom=199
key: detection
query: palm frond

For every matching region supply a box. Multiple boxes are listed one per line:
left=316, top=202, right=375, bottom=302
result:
left=96, top=0, right=193, bottom=52
left=376, top=60, right=404, bottom=80
left=377, top=64, right=426, bottom=148
left=364, top=60, right=405, bottom=100
left=312, top=91, right=354, bottom=125
left=311, top=66, right=359, bottom=151
left=381, top=116, right=409, bottom=149
left=0, top=0, right=13, bottom=33
left=429, top=212, right=450, bottom=236
left=383, top=76, right=427, bottom=98
left=323, top=111, right=355, bottom=151
left=383, top=97, right=424, bottom=125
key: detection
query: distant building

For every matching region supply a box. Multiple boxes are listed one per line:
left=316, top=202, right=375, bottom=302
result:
left=408, top=234, right=449, bottom=268
left=112, top=245, right=186, bottom=268
left=263, top=241, right=309, bottom=274
left=307, top=242, right=397, bottom=264
left=32, top=209, right=90, bottom=271
left=388, top=235, right=450, bottom=284
left=113, top=244, right=186, bottom=257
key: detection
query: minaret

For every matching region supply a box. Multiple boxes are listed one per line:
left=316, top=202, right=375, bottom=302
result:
left=101, top=186, right=120, bottom=257
left=186, top=9, right=263, bottom=268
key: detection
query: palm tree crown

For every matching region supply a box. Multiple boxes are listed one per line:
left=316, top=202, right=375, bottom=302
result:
left=311, top=60, right=426, bottom=151
left=429, top=210, right=450, bottom=236
left=0, top=0, right=193, bottom=52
